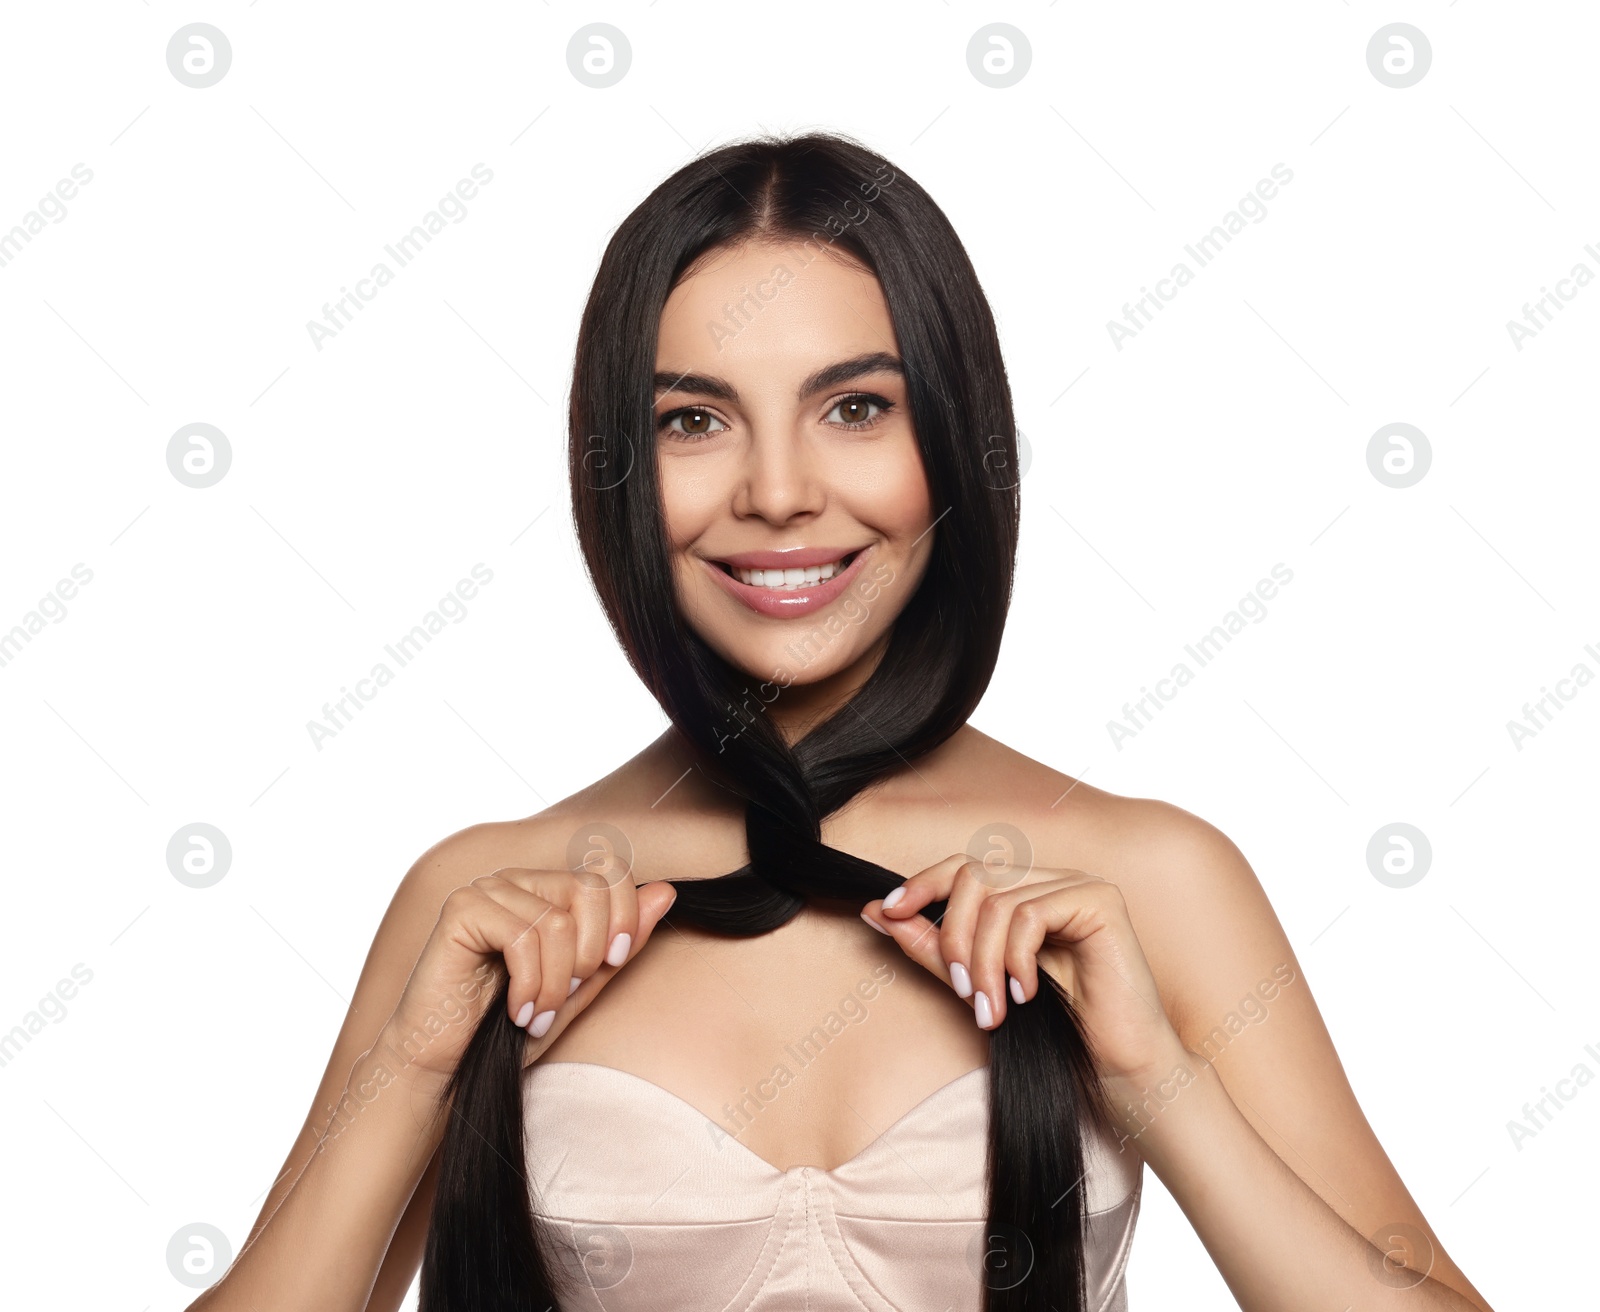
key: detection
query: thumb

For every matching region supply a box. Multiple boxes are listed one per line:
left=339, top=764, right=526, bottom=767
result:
left=635, top=879, right=679, bottom=942
left=861, top=896, right=950, bottom=986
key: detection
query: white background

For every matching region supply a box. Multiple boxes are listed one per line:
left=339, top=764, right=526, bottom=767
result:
left=1, top=3, right=1592, bottom=1308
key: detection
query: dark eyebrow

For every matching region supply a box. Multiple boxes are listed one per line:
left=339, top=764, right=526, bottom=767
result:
left=653, top=351, right=904, bottom=405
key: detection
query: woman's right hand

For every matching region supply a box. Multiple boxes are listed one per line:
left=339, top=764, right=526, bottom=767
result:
left=372, top=868, right=679, bottom=1083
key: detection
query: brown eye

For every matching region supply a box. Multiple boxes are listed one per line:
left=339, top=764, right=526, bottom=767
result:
left=825, top=394, right=892, bottom=429
left=659, top=407, right=729, bottom=441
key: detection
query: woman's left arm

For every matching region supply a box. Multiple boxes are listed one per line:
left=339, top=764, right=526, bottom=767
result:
left=862, top=805, right=1494, bottom=1312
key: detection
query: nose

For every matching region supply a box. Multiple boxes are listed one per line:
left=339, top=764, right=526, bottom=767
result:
left=731, top=421, right=825, bottom=525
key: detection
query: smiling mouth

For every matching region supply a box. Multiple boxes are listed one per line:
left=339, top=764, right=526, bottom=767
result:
left=714, top=550, right=862, bottom=590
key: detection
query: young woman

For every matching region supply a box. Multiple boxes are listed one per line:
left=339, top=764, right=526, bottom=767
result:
left=191, top=133, right=1494, bottom=1312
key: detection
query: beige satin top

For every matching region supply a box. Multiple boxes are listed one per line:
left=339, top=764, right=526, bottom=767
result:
left=523, top=1060, right=1143, bottom=1311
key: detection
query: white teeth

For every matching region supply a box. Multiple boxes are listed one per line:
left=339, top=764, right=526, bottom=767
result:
left=732, top=554, right=852, bottom=589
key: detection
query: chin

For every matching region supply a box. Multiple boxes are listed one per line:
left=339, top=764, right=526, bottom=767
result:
left=720, top=637, right=843, bottom=686
left=696, top=621, right=867, bottom=687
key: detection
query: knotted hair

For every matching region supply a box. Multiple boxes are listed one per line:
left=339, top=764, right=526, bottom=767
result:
left=420, top=130, right=1114, bottom=1311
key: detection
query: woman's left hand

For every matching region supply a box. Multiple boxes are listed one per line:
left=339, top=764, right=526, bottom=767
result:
left=861, top=854, right=1187, bottom=1087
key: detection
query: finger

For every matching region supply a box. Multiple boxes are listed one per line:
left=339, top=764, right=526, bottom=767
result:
left=863, top=853, right=1019, bottom=1001
left=528, top=880, right=677, bottom=1057
left=489, top=867, right=612, bottom=985
left=875, top=853, right=971, bottom=920
left=968, top=885, right=1017, bottom=1029
left=1001, top=889, right=1062, bottom=1008
left=597, top=864, right=641, bottom=973
left=1004, top=878, right=1130, bottom=1006
left=440, top=883, right=553, bottom=1029
left=969, top=878, right=1081, bottom=1029
left=568, top=869, right=615, bottom=980
left=636, top=879, right=679, bottom=936
left=932, top=857, right=1033, bottom=1007
left=469, top=876, right=575, bottom=1031
left=554, top=834, right=646, bottom=973
left=495, top=863, right=644, bottom=984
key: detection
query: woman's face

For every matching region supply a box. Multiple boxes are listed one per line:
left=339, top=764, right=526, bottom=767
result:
left=653, top=239, right=937, bottom=707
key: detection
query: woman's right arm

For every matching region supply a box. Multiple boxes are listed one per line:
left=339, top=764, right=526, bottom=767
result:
left=185, top=820, right=676, bottom=1312
left=184, top=824, right=501, bottom=1312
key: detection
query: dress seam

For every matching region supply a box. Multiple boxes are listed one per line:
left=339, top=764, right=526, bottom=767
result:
left=735, top=1178, right=803, bottom=1312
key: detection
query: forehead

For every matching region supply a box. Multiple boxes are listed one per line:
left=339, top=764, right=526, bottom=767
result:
left=656, top=239, right=898, bottom=374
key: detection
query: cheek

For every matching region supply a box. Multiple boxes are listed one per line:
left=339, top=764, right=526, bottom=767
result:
left=658, top=465, right=718, bottom=549
left=867, top=451, right=933, bottom=534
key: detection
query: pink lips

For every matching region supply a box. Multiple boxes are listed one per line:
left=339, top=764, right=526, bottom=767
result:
left=703, top=543, right=875, bottom=619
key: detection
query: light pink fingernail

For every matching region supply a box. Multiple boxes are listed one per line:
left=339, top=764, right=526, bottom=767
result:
left=974, top=991, right=993, bottom=1029
left=529, top=1009, right=556, bottom=1038
left=860, top=911, right=891, bottom=935
left=882, top=886, right=906, bottom=909
left=606, top=932, right=632, bottom=966
left=568, top=976, right=582, bottom=996
left=949, top=962, right=973, bottom=998
left=1009, top=975, right=1024, bottom=1005
left=514, top=1001, right=534, bottom=1028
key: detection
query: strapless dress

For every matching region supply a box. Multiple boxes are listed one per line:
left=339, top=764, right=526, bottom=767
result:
left=522, top=1060, right=1142, bottom=1310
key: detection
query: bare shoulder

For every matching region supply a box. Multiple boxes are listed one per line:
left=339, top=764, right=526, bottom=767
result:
left=929, top=724, right=1247, bottom=870
left=239, top=757, right=673, bottom=1284
left=934, top=726, right=1291, bottom=1043
left=347, top=816, right=563, bottom=1036
left=946, top=739, right=1490, bottom=1308
left=395, top=733, right=693, bottom=904
left=318, top=751, right=686, bottom=1090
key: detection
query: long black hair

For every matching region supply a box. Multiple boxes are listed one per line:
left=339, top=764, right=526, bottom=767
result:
left=420, top=130, right=1115, bottom=1311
